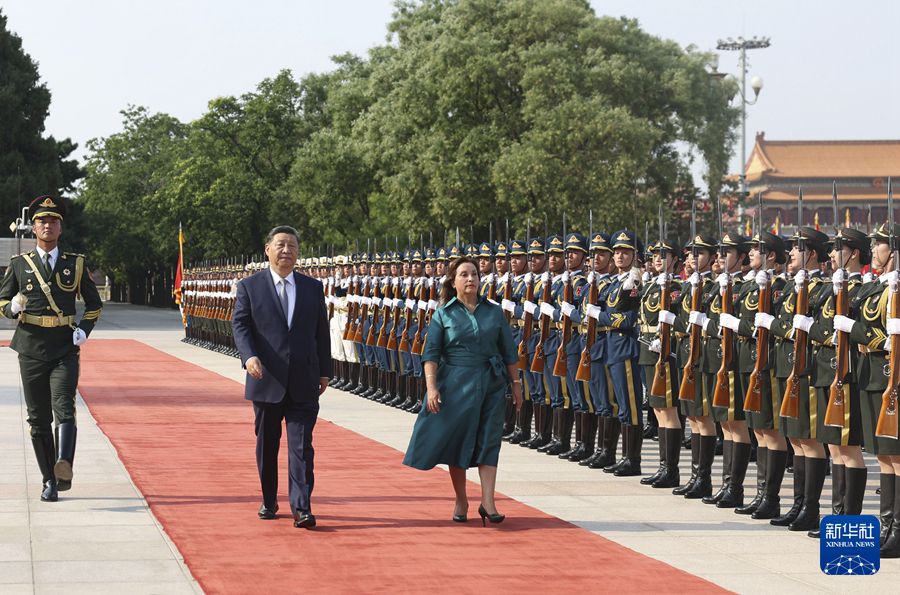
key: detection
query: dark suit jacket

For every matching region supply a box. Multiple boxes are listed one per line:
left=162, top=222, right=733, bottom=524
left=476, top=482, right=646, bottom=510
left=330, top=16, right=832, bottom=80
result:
left=232, top=269, right=332, bottom=403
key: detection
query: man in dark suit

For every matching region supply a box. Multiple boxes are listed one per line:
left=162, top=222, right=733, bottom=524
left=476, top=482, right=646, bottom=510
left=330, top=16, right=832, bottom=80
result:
left=232, top=226, right=332, bottom=529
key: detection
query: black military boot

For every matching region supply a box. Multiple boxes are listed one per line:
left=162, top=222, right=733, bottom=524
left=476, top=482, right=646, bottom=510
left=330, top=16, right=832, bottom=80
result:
left=653, top=428, right=682, bottom=489
left=32, top=433, right=58, bottom=502
left=703, top=439, right=733, bottom=505
left=363, top=368, right=379, bottom=398
left=673, top=434, right=700, bottom=495
left=684, top=435, right=716, bottom=499
left=411, top=379, right=425, bottom=413
left=753, top=449, right=787, bottom=519
left=54, top=422, right=77, bottom=492
left=789, top=457, right=827, bottom=531
left=388, top=373, right=406, bottom=407
left=502, top=394, right=516, bottom=439
left=539, top=408, right=562, bottom=453
left=522, top=404, right=545, bottom=448
left=810, top=463, right=847, bottom=538
left=736, top=447, right=767, bottom=515
left=547, top=408, right=580, bottom=459
left=843, top=467, right=867, bottom=516
left=881, top=476, right=900, bottom=557
left=581, top=415, right=605, bottom=467
left=352, top=365, right=369, bottom=395
left=570, top=413, right=596, bottom=463
left=771, top=455, right=805, bottom=525
left=329, top=362, right=341, bottom=387
left=509, top=400, right=532, bottom=445
left=590, top=417, right=620, bottom=469
left=717, top=442, right=751, bottom=508
left=641, top=427, right=667, bottom=485
left=880, top=473, right=896, bottom=546
left=614, top=423, right=643, bottom=477
left=603, top=423, right=630, bottom=474
left=559, top=411, right=582, bottom=459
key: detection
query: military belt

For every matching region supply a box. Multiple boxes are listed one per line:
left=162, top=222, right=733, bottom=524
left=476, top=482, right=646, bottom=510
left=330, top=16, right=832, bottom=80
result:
left=640, top=324, right=658, bottom=334
left=20, top=313, right=75, bottom=328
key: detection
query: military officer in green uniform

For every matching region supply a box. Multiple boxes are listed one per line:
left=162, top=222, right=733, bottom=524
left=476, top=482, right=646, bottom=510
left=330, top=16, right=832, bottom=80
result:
left=0, top=195, right=103, bottom=502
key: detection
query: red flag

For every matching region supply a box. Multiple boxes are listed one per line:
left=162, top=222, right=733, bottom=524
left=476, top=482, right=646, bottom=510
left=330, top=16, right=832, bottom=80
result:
left=174, top=223, right=184, bottom=305
left=814, top=212, right=820, bottom=231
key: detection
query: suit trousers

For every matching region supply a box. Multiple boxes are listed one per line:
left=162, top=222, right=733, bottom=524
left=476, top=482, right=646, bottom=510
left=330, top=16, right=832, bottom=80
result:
left=19, top=351, right=79, bottom=437
left=253, top=393, right=319, bottom=515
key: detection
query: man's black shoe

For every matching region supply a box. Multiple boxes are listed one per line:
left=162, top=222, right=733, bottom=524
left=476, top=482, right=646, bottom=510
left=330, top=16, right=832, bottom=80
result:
left=258, top=504, right=279, bottom=520
left=293, top=512, right=317, bottom=529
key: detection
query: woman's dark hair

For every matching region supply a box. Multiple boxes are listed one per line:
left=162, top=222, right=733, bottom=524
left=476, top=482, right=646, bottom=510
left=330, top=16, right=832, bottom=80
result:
left=440, top=256, right=479, bottom=304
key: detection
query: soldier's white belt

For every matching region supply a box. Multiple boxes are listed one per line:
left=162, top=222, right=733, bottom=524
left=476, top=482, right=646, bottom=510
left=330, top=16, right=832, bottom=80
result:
left=20, top=313, right=75, bottom=328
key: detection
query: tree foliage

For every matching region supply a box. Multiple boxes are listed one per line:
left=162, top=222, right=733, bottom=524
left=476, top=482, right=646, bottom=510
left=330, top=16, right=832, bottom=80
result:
left=78, top=0, right=739, bottom=301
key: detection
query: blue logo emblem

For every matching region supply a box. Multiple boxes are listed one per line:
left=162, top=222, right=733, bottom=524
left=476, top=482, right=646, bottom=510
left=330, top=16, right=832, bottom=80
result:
left=820, top=515, right=880, bottom=575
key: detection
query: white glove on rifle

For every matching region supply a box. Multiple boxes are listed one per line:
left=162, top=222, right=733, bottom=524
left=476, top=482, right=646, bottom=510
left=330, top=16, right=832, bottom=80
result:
left=755, top=312, right=775, bottom=330
left=586, top=304, right=602, bottom=321
left=539, top=302, right=556, bottom=318
left=793, top=269, right=808, bottom=293
left=716, top=272, right=730, bottom=291
left=755, top=270, right=768, bottom=289
left=405, top=299, right=415, bottom=310
left=622, top=268, right=641, bottom=291
left=587, top=271, right=596, bottom=284
left=649, top=338, right=661, bottom=353
left=658, top=310, right=675, bottom=326
left=719, top=313, right=740, bottom=332
left=688, top=311, right=707, bottom=327
left=523, top=300, right=537, bottom=316
left=560, top=301, right=575, bottom=318
left=831, top=268, right=845, bottom=296
left=501, top=298, right=516, bottom=314
left=887, top=318, right=900, bottom=336
left=641, top=271, right=652, bottom=284
left=792, top=314, right=814, bottom=333
left=656, top=273, right=668, bottom=287
left=688, top=272, right=701, bottom=287
left=885, top=270, right=900, bottom=292
left=833, top=314, right=855, bottom=334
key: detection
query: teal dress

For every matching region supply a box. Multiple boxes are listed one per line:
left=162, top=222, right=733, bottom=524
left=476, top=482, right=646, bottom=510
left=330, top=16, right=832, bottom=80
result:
left=403, top=296, right=518, bottom=470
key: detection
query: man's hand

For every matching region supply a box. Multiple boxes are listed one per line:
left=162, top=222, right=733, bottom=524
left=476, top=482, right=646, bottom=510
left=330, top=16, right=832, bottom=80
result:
left=319, top=377, right=329, bottom=395
left=10, top=292, right=26, bottom=315
left=72, top=328, right=87, bottom=346
left=246, top=356, right=264, bottom=380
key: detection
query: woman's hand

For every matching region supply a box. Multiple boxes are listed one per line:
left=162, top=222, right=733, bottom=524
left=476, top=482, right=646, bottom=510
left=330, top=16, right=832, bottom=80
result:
left=426, top=390, right=442, bottom=414
left=511, top=382, right=524, bottom=411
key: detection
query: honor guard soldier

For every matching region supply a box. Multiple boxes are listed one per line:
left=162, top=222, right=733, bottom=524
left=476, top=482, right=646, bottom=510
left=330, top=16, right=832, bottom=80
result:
left=556, top=233, right=591, bottom=462
left=0, top=195, right=103, bottom=501
left=758, top=227, right=832, bottom=531
left=662, top=234, right=719, bottom=498
left=350, top=251, right=372, bottom=396
left=802, top=228, right=869, bottom=537
left=591, top=229, right=644, bottom=476
left=501, top=239, right=531, bottom=443
left=641, top=239, right=685, bottom=488
left=579, top=232, right=620, bottom=470
left=837, top=224, right=900, bottom=556
left=730, top=232, right=789, bottom=519
left=477, top=242, right=495, bottom=298
left=519, top=238, right=551, bottom=449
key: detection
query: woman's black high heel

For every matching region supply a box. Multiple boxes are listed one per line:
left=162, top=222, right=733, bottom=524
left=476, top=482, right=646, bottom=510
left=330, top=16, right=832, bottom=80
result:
left=452, top=513, right=467, bottom=523
left=478, top=504, right=505, bottom=527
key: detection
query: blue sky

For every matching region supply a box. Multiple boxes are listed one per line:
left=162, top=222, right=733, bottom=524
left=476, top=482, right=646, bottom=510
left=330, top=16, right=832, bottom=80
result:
left=5, top=0, right=898, bottom=179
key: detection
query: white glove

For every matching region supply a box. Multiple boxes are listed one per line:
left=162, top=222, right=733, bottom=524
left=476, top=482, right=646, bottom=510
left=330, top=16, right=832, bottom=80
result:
left=587, top=271, right=596, bottom=284
left=418, top=300, right=428, bottom=311
left=719, top=313, right=741, bottom=332
left=541, top=271, right=551, bottom=284
left=497, top=273, right=509, bottom=285
left=642, top=271, right=652, bottom=283
left=794, top=269, right=808, bottom=293
left=886, top=339, right=893, bottom=353
left=73, top=328, right=87, bottom=346
left=832, top=269, right=845, bottom=295
left=10, top=293, right=26, bottom=315
left=886, top=271, right=900, bottom=292
left=586, top=304, right=602, bottom=321
left=887, top=318, right=900, bottom=336
left=523, top=300, right=537, bottom=316
left=863, top=272, right=874, bottom=284
left=487, top=298, right=499, bottom=306
left=561, top=271, right=570, bottom=284
left=539, top=302, right=556, bottom=318
left=792, top=314, right=814, bottom=333
left=833, top=314, right=855, bottom=334
left=755, top=312, right=775, bottom=330
left=427, top=299, right=438, bottom=310
left=622, top=269, right=641, bottom=291
left=405, top=299, right=414, bottom=310
left=649, top=338, right=661, bottom=353
left=688, top=311, right=707, bottom=327
left=755, top=270, right=769, bottom=289
left=392, top=276, right=399, bottom=286
left=656, top=273, right=668, bottom=287
left=501, top=298, right=516, bottom=313
left=658, top=310, right=675, bottom=326
left=372, top=297, right=382, bottom=308
left=484, top=273, right=495, bottom=285
left=524, top=272, right=533, bottom=285
left=688, top=272, right=701, bottom=287
left=716, top=273, right=730, bottom=291
left=560, top=301, right=575, bottom=318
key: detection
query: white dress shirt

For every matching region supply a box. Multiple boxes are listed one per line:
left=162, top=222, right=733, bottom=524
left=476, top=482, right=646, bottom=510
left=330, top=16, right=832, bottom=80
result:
left=34, top=245, right=59, bottom=276
left=269, top=267, right=296, bottom=327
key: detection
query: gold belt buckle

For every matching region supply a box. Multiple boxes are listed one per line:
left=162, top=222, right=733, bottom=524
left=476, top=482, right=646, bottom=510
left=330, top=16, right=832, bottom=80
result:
left=42, top=315, right=56, bottom=327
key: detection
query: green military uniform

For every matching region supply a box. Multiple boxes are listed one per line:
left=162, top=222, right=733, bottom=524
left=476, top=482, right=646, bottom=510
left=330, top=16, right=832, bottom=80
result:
left=0, top=195, right=102, bottom=502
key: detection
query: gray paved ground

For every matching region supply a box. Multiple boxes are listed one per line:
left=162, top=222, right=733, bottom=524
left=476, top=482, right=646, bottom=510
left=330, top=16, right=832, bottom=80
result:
left=2, top=302, right=897, bottom=593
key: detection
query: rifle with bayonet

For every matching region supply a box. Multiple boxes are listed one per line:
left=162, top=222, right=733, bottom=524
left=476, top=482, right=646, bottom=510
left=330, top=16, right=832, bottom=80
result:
left=553, top=214, right=571, bottom=378
left=877, top=177, right=900, bottom=438
left=825, top=182, right=850, bottom=427
left=745, top=193, right=768, bottom=412
left=576, top=211, right=596, bottom=382
left=679, top=199, right=703, bottom=400
left=651, top=205, right=672, bottom=397
left=781, top=188, right=808, bottom=419
left=518, top=220, right=535, bottom=370
left=713, top=195, right=734, bottom=409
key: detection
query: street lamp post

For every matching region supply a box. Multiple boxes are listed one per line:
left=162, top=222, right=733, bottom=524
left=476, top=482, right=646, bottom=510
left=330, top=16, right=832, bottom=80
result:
left=717, top=36, right=770, bottom=220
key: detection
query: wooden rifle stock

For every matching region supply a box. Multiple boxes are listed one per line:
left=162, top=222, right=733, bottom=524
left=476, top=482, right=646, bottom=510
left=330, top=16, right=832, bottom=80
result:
left=780, top=277, right=810, bottom=418
left=353, top=279, right=369, bottom=344
left=376, top=279, right=393, bottom=348
left=553, top=274, right=573, bottom=378
left=327, top=278, right=335, bottom=320
left=876, top=286, right=900, bottom=438
left=575, top=275, right=598, bottom=382
left=502, top=272, right=513, bottom=324
left=712, top=276, right=734, bottom=409
left=679, top=280, right=703, bottom=400
left=744, top=278, right=769, bottom=413
left=531, top=275, right=553, bottom=373
left=650, top=276, right=672, bottom=397
left=518, top=275, right=535, bottom=370
left=824, top=276, right=850, bottom=427
left=365, top=278, right=381, bottom=347
left=411, top=278, right=429, bottom=355
left=385, top=280, right=402, bottom=350
left=342, top=279, right=356, bottom=340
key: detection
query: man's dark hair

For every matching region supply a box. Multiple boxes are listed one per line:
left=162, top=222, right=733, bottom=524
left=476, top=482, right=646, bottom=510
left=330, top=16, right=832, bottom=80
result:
left=265, top=225, right=300, bottom=245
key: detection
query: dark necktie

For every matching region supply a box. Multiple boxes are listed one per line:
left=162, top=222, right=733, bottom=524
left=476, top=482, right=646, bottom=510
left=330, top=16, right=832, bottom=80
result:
left=279, top=279, right=290, bottom=324
left=43, top=253, right=52, bottom=279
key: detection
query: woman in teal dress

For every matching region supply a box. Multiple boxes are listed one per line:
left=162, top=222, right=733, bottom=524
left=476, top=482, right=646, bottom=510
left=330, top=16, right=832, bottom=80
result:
left=403, top=257, right=522, bottom=525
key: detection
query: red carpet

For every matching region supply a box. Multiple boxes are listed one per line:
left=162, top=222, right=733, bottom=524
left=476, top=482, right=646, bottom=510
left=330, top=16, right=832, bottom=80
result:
left=78, top=340, right=727, bottom=594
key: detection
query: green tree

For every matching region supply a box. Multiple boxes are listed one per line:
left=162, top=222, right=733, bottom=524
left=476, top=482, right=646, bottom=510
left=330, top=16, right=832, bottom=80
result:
left=0, top=10, right=82, bottom=232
